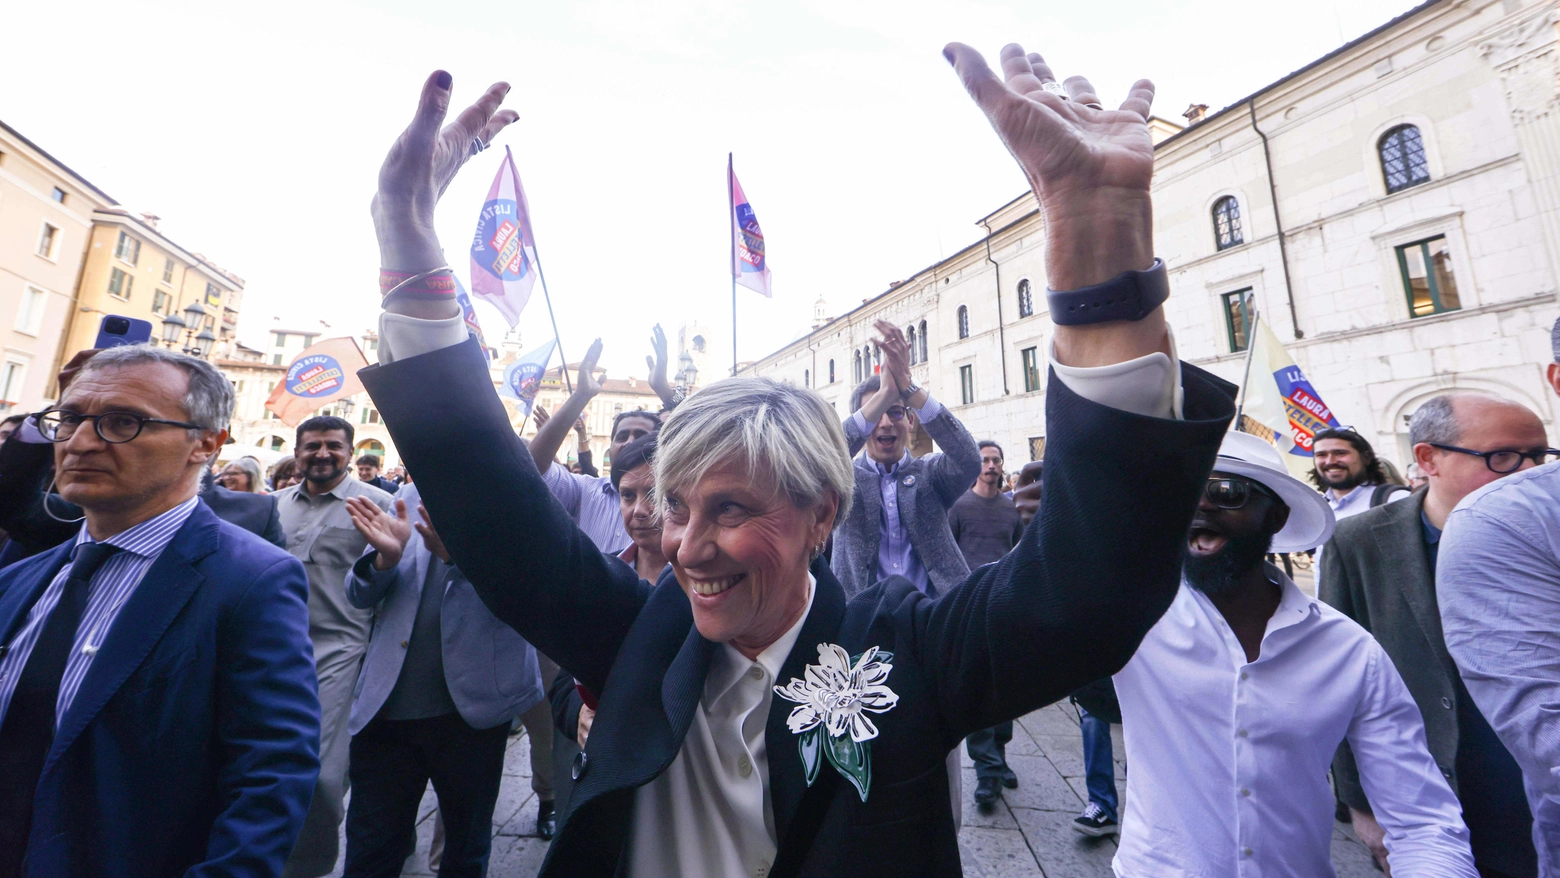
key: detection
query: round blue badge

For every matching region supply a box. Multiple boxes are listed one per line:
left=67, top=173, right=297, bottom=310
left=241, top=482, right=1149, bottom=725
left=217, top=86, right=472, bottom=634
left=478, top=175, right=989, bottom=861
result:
left=286, top=355, right=345, bottom=398
left=472, top=198, right=530, bottom=282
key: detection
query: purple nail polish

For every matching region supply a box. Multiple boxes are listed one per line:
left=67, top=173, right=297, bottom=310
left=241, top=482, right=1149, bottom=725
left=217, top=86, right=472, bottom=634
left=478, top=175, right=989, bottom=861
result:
left=435, top=71, right=452, bottom=90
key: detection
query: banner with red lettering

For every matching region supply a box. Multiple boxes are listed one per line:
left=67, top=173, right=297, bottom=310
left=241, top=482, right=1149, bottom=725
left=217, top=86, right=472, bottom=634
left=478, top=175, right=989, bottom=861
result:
left=1239, top=318, right=1341, bottom=477
left=263, top=337, right=370, bottom=427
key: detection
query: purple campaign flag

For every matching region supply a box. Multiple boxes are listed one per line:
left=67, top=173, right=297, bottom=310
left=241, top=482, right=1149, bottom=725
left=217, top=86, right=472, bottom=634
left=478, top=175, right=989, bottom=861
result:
left=729, top=161, right=772, bottom=298
left=499, top=339, right=557, bottom=418
left=470, top=146, right=539, bottom=327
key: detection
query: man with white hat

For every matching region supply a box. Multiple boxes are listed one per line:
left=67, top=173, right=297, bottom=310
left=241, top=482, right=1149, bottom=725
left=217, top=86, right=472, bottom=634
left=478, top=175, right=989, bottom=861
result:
left=1110, top=431, right=1477, bottom=877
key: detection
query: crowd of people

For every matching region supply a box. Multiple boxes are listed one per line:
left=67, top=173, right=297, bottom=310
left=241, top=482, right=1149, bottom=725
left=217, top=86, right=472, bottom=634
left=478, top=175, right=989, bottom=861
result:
left=0, top=41, right=1558, bottom=878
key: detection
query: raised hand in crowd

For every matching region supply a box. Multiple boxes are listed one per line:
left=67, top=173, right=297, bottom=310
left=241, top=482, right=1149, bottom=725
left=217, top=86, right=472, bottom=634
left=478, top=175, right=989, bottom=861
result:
left=874, top=319, right=925, bottom=407
left=376, top=72, right=519, bottom=320
left=646, top=323, right=676, bottom=409
left=346, top=496, right=414, bottom=570
left=531, top=405, right=549, bottom=431
left=945, top=43, right=1167, bottom=367
left=528, top=338, right=604, bottom=475
left=413, top=502, right=451, bottom=564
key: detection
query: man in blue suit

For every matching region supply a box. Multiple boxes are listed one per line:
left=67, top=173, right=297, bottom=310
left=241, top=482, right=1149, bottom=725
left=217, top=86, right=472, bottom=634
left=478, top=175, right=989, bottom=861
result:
left=0, top=344, right=320, bottom=878
left=340, top=482, right=545, bottom=877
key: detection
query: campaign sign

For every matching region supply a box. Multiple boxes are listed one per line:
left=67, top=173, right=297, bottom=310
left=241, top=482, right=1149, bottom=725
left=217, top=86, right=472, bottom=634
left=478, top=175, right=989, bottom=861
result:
left=736, top=203, right=766, bottom=272
left=507, top=361, right=545, bottom=402
left=1274, top=366, right=1339, bottom=457
left=473, top=199, right=531, bottom=282
left=286, top=355, right=345, bottom=398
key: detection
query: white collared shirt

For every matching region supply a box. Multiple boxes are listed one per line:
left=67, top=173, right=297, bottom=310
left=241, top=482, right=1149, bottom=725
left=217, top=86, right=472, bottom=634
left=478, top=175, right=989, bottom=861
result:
left=627, top=576, right=816, bottom=878
left=1112, top=573, right=1476, bottom=878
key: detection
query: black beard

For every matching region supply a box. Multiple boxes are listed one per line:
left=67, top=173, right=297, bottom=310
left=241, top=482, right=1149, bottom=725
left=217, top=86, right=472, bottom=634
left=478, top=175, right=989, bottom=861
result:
left=304, top=463, right=347, bottom=484
left=1317, top=467, right=1364, bottom=491
left=1184, top=529, right=1274, bottom=597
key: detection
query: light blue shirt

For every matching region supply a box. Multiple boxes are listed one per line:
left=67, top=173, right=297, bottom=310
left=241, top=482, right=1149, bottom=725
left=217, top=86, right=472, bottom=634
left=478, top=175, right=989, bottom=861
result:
left=0, top=496, right=199, bottom=729
left=1437, top=461, right=1560, bottom=873
left=850, top=396, right=946, bottom=596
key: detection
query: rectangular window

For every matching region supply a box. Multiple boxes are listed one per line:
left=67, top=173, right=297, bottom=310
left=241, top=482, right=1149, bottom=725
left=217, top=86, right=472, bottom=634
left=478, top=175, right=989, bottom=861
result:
left=1396, top=236, right=1461, bottom=318
left=114, top=231, right=140, bottom=266
left=15, top=287, right=45, bottom=336
left=1222, top=288, right=1255, bottom=353
left=108, top=267, right=133, bottom=300
left=162, top=257, right=175, bottom=283
left=273, top=353, right=283, bottom=365
left=152, top=290, right=169, bottom=314
left=959, top=364, right=974, bottom=405
left=0, top=361, right=25, bottom=409
left=51, top=186, right=66, bottom=203
left=37, top=223, right=58, bottom=258
left=1021, top=346, right=1041, bottom=392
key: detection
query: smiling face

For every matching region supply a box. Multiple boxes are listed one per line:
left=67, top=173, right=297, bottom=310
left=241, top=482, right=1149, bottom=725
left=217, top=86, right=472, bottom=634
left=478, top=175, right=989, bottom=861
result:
left=610, top=414, right=658, bottom=462
left=1312, top=438, right=1366, bottom=491
left=617, top=463, right=662, bottom=558
left=356, top=461, right=379, bottom=481
left=1183, top=470, right=1289, bottom=597
left=217, top=464, right=252, bottom=492
left=865, top=404, right=914, bottom=465
left=660, top=460, right=837, bottom=657
left=54, top=362, right=219, bottom=519
left=297, top=430, right=351, bottom=489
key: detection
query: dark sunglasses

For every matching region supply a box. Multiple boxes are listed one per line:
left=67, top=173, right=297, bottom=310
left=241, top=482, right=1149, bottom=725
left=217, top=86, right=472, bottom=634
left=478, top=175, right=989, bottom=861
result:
left=1204, top=477, right=1280, bottom=510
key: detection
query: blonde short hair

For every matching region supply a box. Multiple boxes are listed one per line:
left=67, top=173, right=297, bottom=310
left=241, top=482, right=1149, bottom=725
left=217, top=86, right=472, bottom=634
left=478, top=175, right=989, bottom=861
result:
left=656, top=377, right=853, bottom=525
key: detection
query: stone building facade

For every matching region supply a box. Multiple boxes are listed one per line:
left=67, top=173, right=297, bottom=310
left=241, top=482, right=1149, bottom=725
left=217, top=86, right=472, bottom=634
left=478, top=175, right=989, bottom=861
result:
left=742, top=0, right=1560, bottom=472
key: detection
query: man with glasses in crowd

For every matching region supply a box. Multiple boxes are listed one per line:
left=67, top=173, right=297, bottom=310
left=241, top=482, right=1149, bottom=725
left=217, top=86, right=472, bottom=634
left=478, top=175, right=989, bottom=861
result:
left=1437, top=316, right=1560, bottom=874
left=0, top=345, right=318, bottom=877
left=1324, top=392, right=1547, bottom=876
left=1111, top=430, right=1477, bottom=877
left=274, top=415, right=395, bottom=878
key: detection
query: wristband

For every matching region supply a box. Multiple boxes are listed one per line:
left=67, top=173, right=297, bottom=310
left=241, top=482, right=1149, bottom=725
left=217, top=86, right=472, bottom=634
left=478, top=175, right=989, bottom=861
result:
left=380, top=267, right=458, bottom=302
left=1047, top=259, right=1169, bottom=326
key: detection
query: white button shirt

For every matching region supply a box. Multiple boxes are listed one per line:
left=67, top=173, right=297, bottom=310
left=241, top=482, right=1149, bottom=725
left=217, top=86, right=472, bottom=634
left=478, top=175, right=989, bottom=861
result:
left=627, top=578, right=815, bottom=878
left=1113, top=572, right=1476, bottom=878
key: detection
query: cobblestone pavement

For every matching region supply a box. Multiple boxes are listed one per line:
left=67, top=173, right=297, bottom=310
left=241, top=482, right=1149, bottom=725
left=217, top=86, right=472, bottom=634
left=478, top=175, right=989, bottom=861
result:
left=327, top=699, right=1381, bottom=877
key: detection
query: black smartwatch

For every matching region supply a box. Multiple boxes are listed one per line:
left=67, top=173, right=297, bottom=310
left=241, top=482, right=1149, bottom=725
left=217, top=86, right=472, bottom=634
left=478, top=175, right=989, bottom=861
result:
left=1047, top=259, right=1169, bottom=326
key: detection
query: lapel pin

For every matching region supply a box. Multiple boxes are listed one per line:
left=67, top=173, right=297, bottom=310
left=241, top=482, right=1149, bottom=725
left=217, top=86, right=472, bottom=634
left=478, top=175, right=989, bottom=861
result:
left=902, top=475, right=916, bottom=487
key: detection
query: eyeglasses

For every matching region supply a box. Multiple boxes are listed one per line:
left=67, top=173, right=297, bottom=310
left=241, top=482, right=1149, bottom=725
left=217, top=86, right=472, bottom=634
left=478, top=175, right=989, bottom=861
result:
left=1427, top=443, right=1560, bottom=474
left=37, top=409, right=206, bottom=444
left=1204, top=477, right=1280, bottom=510
left=883, top=407, right=907, bottom=422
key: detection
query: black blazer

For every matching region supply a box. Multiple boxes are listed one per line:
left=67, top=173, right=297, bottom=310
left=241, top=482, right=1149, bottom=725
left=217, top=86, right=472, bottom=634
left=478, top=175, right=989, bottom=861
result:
left=361, top=338, right=1233, bottom=877
left=199, top=471, right=286, bottom=548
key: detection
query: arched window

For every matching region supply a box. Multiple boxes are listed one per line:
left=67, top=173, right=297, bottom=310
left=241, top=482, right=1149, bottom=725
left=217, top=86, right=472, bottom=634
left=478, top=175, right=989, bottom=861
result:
left=1379, top=125, right=1430, bottom=194
left=957, top=305, right=970, bottom=339
left=1017, top=279, right=1034, bottom=318
left=853, top=350, right=862, bottom=384
left=907, top=325, right=918, bottom=364
left=804, top=369, right=810, bottom=388
left=828, top=359, right=835, bottom=384
left=873, top=346, right=881, bottom=370
left=1212, top=196, right=1243, bottom=251
left=918, top=320, right=928, bottom=361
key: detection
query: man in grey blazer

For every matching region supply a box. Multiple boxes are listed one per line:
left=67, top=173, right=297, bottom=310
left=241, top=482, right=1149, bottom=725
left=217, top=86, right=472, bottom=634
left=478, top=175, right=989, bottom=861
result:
left=342, top=483, right=546, bottom=878
left=831, top=321, right=981, bottom=600
left=1323, top=392, right=1544, bottom=877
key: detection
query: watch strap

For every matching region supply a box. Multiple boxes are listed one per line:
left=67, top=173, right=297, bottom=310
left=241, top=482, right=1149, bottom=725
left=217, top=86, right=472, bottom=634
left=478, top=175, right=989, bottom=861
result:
left=1047, top=259, right=1169, bottom=326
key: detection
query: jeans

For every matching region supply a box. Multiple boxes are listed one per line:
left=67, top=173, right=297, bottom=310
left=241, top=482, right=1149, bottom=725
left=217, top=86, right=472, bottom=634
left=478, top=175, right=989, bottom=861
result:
left=343, top=713, right=509, bottom=878
left=965, top=721, right=1014, bottom=780
left=1079, top=707, right=1118, bottom=820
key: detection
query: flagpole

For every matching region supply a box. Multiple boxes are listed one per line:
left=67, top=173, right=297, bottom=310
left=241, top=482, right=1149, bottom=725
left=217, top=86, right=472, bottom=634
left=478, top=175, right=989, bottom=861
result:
left=1234, top=309, right=1260, bottom=428
left=529, top=241, right=573, bottom=396
left=729, top=152, right=739, bottom=378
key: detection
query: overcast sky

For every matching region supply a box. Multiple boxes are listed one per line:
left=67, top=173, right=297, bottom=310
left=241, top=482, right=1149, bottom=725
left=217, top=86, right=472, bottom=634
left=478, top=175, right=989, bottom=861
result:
left=3, top=0, right=1415, bottom=377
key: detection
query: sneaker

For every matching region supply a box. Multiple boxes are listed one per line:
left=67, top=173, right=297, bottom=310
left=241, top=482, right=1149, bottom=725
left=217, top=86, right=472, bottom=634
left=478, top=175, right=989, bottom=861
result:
left=973, top=776, right=1003, bottom=813
left=536, top=799, right=557, bottom=840
left=1073, top=802, right=1118, bottom=837
left=1000, top=766, right=1019, bottom=789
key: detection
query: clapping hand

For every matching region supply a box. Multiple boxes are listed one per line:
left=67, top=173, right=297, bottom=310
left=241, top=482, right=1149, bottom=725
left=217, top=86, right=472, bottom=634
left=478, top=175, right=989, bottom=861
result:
left=347, top=497, right=414, bottom=570
left=577, top=338, right=605, bottom=398
left=873, top=320, right=912, bottom=391
left=646, top=324, right=675, bottom=407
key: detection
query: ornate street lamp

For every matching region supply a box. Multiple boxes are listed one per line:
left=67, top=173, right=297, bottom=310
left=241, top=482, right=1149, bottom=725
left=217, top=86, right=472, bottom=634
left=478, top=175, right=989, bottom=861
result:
left=159, top=312, right=187, bottom=346
left=339, top=397, right=356, bottom=421
left=192, top=329, right=217, bottom=358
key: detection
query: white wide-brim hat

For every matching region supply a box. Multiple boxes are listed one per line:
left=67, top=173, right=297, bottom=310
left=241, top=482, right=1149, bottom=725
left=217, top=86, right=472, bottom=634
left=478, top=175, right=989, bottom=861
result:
left=1209, top=431, right=1336, bottom=553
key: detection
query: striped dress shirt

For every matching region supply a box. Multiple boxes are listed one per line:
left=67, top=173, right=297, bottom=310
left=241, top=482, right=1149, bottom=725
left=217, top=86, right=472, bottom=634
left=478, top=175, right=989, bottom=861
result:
left=542, top=465, right=631, bottom=554
left=0, top=496, right=198, bottom=729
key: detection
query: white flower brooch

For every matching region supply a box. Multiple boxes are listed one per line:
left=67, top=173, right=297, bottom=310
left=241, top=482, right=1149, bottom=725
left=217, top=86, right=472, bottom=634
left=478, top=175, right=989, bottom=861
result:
left=774, top=643, right=899, bottom=801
